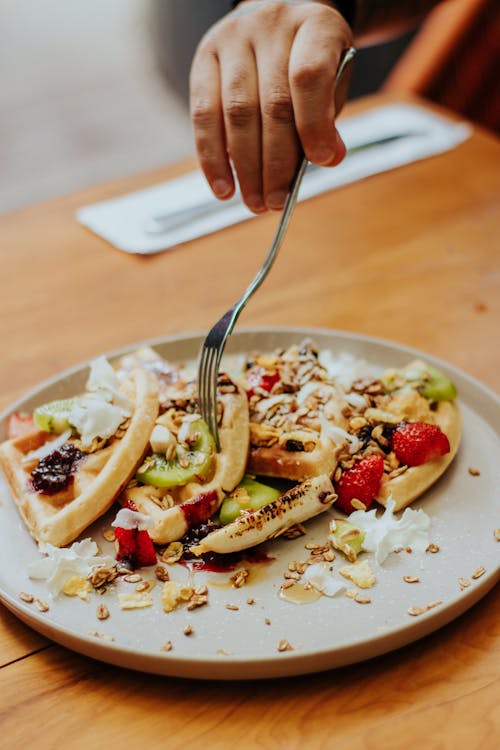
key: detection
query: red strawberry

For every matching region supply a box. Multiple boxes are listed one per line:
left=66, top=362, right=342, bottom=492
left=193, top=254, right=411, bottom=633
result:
left=335, top=454, right=385, bottom=514
left=114, top=527, right=157, bottom=568
left=392, top=422, right=450, bottom=467
left=245, top=366, right=280, bottom=397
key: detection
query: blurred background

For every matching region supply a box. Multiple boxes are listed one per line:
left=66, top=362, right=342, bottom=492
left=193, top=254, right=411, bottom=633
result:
left=1, top=0, right=497, bottom=215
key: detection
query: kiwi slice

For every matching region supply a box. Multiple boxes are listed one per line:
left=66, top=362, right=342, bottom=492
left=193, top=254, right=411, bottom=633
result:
left=382, top=363, right=457, bottom=401
left=219, top=476, right=281, bottom=525
left=329, top=519, right=365, bottom=561
left=136, top=419, right=215, bottom=489
left=33, top=398, right=77, bottom=434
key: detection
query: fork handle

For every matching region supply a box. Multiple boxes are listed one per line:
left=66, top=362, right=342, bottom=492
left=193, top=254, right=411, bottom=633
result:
left=220, top=47, right=356, bottom=340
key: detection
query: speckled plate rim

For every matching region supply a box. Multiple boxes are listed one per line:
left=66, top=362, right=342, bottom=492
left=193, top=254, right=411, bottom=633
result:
left=0, top=326, right=499, bottom=681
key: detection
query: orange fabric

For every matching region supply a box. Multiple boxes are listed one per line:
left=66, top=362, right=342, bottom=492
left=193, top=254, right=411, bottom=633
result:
left=383, top=0, right=500, bottom=132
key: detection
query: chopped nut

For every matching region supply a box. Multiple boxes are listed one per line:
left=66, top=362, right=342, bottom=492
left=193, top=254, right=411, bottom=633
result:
left=277, top=639, right=294, bottom=652
left=246, top=598, right=255, bottom=605
left=155, top=565, right=170, bottom=582
left=350, top=499, right=366, bottom=511
left=407, top=600, right=442, bottom=617
left=35, top=598, right=49, bottom=612
left=96, top=604, right=110, bottom=621
left=136, top=580, right=156, bottom=593
left=403, top=576, right=420, bottom=584
left=230, top=569, right=250, bottom=588
left=282, top=523, right=307, bottom=539
left=18, top=592, right=34, bottom=603
left=459, top=577, right=471, bottom=590
left=468, top=467, right=481, bottom=476
left=123, top=573, right=142, bottom=583
left=183, top=625, right=193, bottom=636
left=161, top=641, right=173, bottom=652
left=471, top=566, right=486, bottom=580
left=88, top=565, right=118, bottom=589
left=161, top=542, right=184, bottom=565
left=225, top=603, right=239, bottom=611
left=354, top=593, right=371, bottom=604
left=426, top=543, right=440, bottom=554
left=284, top=570, right=300, bottom=580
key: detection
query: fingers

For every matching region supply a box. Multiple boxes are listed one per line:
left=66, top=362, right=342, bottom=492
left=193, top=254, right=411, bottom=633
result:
left=190, top=2, right=353, bottom=211
left=289, top=17, right=351, bottom=167
left=254, top=29, right=301, bottom=211
left=218, top=42, right=265, bottom=213
left=190, top=43, right=235, bottom=201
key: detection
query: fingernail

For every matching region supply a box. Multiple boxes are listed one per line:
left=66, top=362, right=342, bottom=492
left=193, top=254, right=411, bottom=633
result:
left=213, top=178, right=232, bottom=197
left=246, top=194, right=266, bottom=213
left=310, top=146, right=335, bottom=165
left=266, top=190, right=287, bottom=210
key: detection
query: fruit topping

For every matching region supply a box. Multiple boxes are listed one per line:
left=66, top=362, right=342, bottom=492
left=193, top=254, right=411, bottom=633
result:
left=113, top=526, right=157, bottom=568
left=7, top=412, right=35, bottom=439
left=31, top=443, right=85, bottom=495
left=33, top=398, right=77, bottom=434
left=382, top=362, right=457, bottom=401
left=335, top=454, right=385, bottom=515
left=219, top=476, right=281, bottom=525
left=392, top=422, right=450, bottom=466
left=245, top=366, right=280, bottom=397
left=136, top=418, right=215, bottom=488
left=329, top=518, right=365, bottom=561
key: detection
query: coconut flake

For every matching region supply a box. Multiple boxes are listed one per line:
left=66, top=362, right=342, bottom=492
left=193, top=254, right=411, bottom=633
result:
left=68, top=394, right=125, bottom=447
left=302, top=563, right=345, bottom=597
left=349, top=496, right=431, bottom=565
left=111, top=508, right=153, bottom=531
left=87, top=356, right=131, bottom=412
left=319, top=414, right=362, bottom=455
left=28, top=538, right=114, bottom=596
left=318, top=350, right=375, bottom=389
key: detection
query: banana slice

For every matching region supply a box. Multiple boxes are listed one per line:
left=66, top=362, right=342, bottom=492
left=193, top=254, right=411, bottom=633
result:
left=191, top=474, right=336, bottom=555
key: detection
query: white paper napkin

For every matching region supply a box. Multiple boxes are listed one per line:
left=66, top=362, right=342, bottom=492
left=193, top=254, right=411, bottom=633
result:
left=76, top=103, right=472, bottom=255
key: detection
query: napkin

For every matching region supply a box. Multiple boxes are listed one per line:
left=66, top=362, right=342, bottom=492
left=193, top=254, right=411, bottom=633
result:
left=76, top=103, right=471, bottom=255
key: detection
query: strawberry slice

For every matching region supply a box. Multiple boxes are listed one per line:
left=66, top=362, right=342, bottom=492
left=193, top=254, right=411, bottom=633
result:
left=392, top=422, right=450, bottom=467
left=335, top=454, right=385, bottom=514
left=7, top=412, right=35, bottom=439
left=114, top=527, right=157, bottom=568
left=245, top=366, right=280, bottom=397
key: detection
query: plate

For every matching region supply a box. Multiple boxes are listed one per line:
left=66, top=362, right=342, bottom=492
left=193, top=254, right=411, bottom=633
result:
left=0, top=327, right=499, bottom=680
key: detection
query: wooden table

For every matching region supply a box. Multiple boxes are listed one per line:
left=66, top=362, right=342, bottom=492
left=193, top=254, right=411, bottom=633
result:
left=0, top=95, right=498, bottom=748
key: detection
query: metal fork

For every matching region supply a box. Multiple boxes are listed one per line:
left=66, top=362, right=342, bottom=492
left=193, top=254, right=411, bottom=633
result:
left=197, top=47, right=356, bottom=450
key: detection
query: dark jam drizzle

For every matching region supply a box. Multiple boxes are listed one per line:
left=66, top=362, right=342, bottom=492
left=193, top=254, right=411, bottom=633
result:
left=180, top=521, right=274, bottom=573
left=180, top=490, right=220, bottom=529
left=31, top=443, right=85, bottom=495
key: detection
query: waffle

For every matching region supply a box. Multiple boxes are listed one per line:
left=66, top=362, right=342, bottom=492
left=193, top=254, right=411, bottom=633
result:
left=0, top=368, right=159, bottom=547
left=119, top=373, right=250, bottom=545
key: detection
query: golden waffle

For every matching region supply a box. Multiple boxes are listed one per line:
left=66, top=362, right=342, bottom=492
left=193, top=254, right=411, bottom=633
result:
left=0, top=368, right=159, bottom=546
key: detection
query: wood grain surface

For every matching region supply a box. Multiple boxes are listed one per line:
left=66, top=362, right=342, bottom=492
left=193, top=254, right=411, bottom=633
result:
left=0, top=94, right=498, bottom=749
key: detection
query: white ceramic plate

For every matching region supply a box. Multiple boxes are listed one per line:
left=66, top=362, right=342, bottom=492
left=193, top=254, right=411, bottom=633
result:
left=0, top=328, right=498, bottom=680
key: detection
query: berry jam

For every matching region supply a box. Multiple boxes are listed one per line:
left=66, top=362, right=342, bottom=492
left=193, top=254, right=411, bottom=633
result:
left=181, top=521, right=274, bottom=572
left=31, top=443, right=85, bottom=495
left=180, top=490, right=220, bottom=528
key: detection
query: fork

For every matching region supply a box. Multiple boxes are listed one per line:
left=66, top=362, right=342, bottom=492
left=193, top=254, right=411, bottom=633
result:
left=197, top=47, right=356, bottom=450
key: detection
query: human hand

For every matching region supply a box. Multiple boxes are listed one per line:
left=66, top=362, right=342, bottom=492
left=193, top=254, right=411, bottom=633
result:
left=189, top=0, right=353, bottom=213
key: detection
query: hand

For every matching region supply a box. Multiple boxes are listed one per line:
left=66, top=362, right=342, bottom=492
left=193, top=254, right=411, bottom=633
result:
left=189, top=0, right=353, bottom=213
